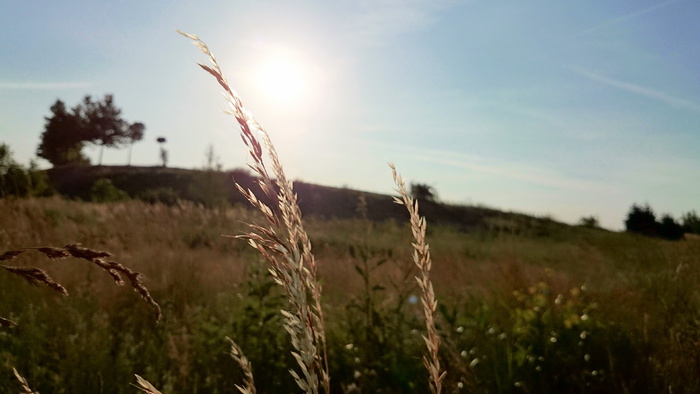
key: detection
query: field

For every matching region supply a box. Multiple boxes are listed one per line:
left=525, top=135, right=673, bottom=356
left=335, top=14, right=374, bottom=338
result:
left=1, top=196, right=699, bottom=393
left=2, top=31, right=699, bottom=394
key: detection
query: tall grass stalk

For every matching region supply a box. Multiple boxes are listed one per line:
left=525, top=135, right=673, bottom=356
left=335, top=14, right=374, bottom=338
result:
left=178, top=30, right=330, bottom=393
left=390, top=163, right=446, bottom=394
left=13, top=368, right=38, bottom=394
left=226, top=336, right=256, bottom=394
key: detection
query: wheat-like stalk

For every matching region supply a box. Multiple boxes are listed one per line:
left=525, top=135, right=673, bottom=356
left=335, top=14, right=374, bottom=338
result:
left=13, top=368, right=39, bottom=394
left=389, top=163, right=446, bottom=394
left=226, top=336, right=256, bottom=394
left=133, top=375, right=163, bottom=394
left=0, top=244, right=161, bottom=323
left=179, top=30, right=330, bottom=394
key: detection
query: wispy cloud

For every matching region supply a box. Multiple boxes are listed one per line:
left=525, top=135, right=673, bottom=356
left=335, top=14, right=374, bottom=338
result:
left=580, top=0, right=681, bottom=35
left=0, top=81, right=91, bottom=90
left=571, top=66, right=700, bottom=113
left=415, top=149, right=609, bottom=193
left=367, top=139, right=612, bottom=193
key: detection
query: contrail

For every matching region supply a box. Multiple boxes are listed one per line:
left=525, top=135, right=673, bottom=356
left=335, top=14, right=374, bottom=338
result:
left=580, top=0, right=681, bottom=35
left=571, top=66, right=700, bottom=114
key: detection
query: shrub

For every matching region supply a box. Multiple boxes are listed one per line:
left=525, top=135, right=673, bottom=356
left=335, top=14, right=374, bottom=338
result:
left=89, top=177, right=129, bottom=202
left=624, top=204, right=657, bottom=237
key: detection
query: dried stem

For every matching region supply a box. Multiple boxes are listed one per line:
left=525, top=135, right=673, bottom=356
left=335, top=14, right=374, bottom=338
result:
left=133, top=375, right=163, bottom=394
left=226, top=336, right=257, bottom=394
left=179, top=30, right=330, bottom=393
left=13, top=368, right=39, bottom=394
left=389, top=163, right=446, bottom=394
left=0, top=244, right=161, bottom=324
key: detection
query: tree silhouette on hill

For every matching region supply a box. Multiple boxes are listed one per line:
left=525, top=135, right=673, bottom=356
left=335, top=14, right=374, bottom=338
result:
left=37, top=95, right=145, bottom=166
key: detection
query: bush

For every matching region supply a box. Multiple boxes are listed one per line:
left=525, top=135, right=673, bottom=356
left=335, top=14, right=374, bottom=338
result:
left=624, top=204, right=657, bottom=237
left=658, top=215, right=684, bottom=241
left=0, top=144, right=51, bottom=198
left=89, top=177, right=129, bottom=202
left=681, top=211, right=700, bottom=235
left=139, top=187, right=181, bottom=206
left=624, top=204, right=685, bottom=240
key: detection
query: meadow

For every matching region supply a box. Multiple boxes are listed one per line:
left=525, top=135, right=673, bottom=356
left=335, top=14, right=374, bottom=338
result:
left=1, top=195, right=699, bottom=393
left=2, top=32, right=699, bottom=394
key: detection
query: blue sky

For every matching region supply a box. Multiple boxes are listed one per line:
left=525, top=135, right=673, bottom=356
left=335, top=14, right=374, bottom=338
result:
left=2, top=1, right=699, bottom=230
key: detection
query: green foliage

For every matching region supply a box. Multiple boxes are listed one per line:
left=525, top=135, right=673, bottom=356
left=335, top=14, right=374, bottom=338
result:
left=335, top=232, right=426, bottom=392
left=578, top=215, right=599, bottom=228
left=0, top=143, right=51, bottom=198
left=625, top=203, right=684, bottom=240
left=138, top=187, right=181, bottom=206
left=1, top=198, right=700, bottom=392
left=37, top=95, right=145, bottom=166
left=625, top=203, right=657, bottom=236
left=443, top=282, right=653, bottom=393
left=658, top=214, right=684, bottom=241
left=410, top=182, right=437, bottom=202
left=89, top=177, right=129, bottom=202
left=36, top=100, right=91, bottom=166
left=681, top=210, right=700, bottom=235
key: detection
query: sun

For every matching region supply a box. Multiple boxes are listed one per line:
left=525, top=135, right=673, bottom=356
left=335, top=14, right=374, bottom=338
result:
left=256, top=53, right=309, bottom=104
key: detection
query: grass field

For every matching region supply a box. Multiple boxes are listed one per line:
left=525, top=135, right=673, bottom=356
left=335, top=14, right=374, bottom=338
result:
left=1, top=196, right=699, bottom=393
left=2, top=31, right=698, bottom=394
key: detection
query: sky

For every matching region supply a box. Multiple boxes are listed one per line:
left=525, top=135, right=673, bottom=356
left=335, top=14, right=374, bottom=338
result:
left=1, top=0, right=699, bottom=230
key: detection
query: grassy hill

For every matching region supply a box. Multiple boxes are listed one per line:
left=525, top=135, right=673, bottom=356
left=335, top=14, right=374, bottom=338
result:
left=4, top=164, right=698, bottom=392
left=46, top=164, right=572, bottom=235
left=1, top=191, right=698, bottom=392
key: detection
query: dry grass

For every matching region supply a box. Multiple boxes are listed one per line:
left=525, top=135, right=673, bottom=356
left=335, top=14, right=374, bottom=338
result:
left=13, top=368, right=39, bottom=394
left=133, top=375, right=162, bottom=394
left=390, top=163, right=446, bottom=393
left=1, top=243, right=161, bottom=324
left=179, top=29, right=330, bottom=393
left=226, top=336, right=256, bottom=394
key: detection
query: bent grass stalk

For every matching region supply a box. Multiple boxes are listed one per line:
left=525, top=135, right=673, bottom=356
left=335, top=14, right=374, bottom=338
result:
left=1, top=243, right=161, bottom=324
left=390, top=163, right=446, bottom=394
left=178, top=30, right=330, bottom=394
left=13, top=368, right=38, bottom=394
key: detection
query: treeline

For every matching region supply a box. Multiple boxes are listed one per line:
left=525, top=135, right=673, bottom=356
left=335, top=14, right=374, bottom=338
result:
left=624, top=203, right=699, bottom=240
left=0, top=144, right=51, bottom=198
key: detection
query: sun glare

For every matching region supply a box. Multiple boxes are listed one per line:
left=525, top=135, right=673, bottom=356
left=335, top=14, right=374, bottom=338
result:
left=256, top=53, right=310, bottom=104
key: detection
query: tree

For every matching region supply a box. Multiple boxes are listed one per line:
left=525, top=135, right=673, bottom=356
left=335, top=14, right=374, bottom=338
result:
left=410, top=182, right=437, bottom=202
left=36, top=100, right=90, bottom=166
left=681, top=210, right=700, bottom=235
left=81, top=95, right=136, bottom=165
left=624, top=204, right=657, bottom=237
left=657, top=214, right=684, bottom=241
left=126, top=122, right=146, bottom=166
left=37, top=95, right=144, bottom=166
left=157, top=137, right=168, bottom=167
left=1, top=143, right=50, bottom=197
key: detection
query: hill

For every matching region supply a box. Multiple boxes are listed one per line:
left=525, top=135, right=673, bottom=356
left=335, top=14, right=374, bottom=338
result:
left=46, top=164, right=573, bottom=235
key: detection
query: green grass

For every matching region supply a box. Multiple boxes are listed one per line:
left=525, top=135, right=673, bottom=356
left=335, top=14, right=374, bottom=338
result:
left=1, top=197, right=699, bottom=392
